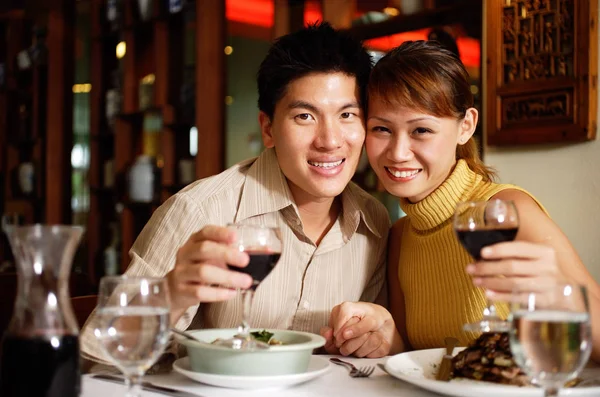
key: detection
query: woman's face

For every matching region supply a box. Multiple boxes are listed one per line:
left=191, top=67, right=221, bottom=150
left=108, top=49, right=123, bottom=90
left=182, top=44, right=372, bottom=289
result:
left=365, top=97, right=476, bottom=203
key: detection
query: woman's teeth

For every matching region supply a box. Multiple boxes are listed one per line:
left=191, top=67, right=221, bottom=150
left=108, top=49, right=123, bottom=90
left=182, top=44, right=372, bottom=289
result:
left=387, top=168, right=419, bottom=178
left=308, top=159, right=343, bottom=169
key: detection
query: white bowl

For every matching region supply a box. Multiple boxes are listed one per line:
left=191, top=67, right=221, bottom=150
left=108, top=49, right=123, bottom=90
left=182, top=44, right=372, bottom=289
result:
left=176, top=328, right=326, bottom=376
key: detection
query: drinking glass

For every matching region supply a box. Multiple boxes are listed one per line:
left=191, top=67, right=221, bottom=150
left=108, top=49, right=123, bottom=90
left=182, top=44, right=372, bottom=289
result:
left=94, top=276, right=170, bottom=397
left=214, top=224, right=282, bottom=350
left=453, top=199, right=519, bottom=332
left=509, top=284, right=592, bottom=397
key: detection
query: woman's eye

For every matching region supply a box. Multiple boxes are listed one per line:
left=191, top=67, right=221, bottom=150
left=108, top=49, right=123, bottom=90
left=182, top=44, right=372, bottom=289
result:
left=370, top=126, right=390, bottom=133
left=413, top=127, right=432, bottom=135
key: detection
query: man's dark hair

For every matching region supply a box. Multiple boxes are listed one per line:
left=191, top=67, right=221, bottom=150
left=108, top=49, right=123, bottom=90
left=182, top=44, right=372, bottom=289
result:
left=257, top=22, right=372, bottom=119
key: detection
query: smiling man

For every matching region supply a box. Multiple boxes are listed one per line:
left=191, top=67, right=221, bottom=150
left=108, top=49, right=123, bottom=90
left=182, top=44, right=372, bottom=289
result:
left=81, top=22, right=390, bottom=367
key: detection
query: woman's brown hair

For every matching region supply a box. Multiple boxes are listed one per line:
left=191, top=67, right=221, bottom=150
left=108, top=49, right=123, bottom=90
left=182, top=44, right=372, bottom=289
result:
left=368, top=40, right=496, bottom=182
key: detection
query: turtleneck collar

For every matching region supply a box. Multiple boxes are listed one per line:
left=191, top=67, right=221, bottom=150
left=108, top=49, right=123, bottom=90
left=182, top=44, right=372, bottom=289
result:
left=400, top=160, right=483, bottom=231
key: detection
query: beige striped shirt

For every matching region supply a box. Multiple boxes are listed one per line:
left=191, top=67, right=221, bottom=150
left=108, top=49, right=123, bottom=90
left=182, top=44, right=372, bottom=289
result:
left=81, top=148, right=390, bottom=364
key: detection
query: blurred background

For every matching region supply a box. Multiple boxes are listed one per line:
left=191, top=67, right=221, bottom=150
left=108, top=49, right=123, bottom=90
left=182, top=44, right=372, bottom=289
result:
left=1, top=0, right=599, bottom=336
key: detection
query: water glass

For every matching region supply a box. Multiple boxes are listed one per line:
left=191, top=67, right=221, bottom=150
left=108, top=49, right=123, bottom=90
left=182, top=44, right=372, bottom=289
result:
left=94, top=276, right=170, bottom=397
left=509, top=284, right=592, bottom=397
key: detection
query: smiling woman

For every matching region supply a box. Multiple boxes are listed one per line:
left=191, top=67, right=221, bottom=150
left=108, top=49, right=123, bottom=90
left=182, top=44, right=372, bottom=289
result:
left=321, top=40, right=600, bottom=365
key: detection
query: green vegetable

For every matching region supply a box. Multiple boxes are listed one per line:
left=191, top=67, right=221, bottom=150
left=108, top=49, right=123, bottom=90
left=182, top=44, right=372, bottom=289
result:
left=250, top=330, right=274, bottom=344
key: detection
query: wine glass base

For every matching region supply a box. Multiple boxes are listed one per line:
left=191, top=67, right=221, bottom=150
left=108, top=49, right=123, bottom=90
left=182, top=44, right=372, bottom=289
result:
left=463, top=318, right=511, bottom=333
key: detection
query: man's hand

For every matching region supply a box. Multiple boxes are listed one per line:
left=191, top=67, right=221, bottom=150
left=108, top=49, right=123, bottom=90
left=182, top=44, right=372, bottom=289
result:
left=166, top=225, right=253, bottom=323
left=321, top=302, right=397, bottom=358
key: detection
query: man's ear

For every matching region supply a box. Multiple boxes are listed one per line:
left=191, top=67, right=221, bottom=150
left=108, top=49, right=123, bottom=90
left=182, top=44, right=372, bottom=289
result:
left=458, top=108, right=478, bottom=145
left=259, top=111, right=274, bottom=148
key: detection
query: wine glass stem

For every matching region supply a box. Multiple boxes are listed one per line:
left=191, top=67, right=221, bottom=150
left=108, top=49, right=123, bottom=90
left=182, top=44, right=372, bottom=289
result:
left=485, top=299, right=499, bottom=318
left=544, top=386, right=559, bottom=397
left=125, top=374, right=143, bottom=397
left=238, top=289, right=254, bottom=338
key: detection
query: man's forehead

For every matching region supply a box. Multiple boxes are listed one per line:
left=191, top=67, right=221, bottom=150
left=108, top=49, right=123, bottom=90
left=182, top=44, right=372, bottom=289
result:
left=275, top=73, right=361, bottom=109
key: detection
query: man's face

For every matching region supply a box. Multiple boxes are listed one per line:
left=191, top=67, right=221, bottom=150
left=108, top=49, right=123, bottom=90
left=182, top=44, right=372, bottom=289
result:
left=259, top=72, right=365, bottom=205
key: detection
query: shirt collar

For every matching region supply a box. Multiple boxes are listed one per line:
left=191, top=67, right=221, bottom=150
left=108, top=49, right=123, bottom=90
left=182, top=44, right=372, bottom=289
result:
left=235, top=148, right=382, bottom=239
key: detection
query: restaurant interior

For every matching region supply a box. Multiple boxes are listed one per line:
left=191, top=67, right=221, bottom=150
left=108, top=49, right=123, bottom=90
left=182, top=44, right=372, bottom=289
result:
left=0, top=0, right=599, bottom=394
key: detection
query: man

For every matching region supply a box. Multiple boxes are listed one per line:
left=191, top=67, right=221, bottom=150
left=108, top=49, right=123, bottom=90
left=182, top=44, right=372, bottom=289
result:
left=81, top=22, right=389, bottom=366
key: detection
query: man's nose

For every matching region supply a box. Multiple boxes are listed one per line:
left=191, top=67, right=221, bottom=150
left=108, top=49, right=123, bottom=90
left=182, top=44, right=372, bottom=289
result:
left=314, top=120, right=342, bottom=150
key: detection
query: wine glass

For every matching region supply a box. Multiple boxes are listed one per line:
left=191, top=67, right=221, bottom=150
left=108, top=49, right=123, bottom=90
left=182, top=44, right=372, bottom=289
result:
left=214, top=224, right=282, bottom=350
left=509, top=284, right=592, bottom=397
left=453, top=199, right=519, bottom=332
left=94, top=276, right=170, bottom=397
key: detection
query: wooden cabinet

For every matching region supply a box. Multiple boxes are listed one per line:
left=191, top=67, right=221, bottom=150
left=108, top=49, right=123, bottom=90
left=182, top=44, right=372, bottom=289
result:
left=86, top=0, right=225, bottom=282
left=485, top=0, right=598, bottom=145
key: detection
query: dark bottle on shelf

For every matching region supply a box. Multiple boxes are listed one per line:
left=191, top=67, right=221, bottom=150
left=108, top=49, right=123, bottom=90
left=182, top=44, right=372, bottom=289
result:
left=106, top=0, right=122, bottom=31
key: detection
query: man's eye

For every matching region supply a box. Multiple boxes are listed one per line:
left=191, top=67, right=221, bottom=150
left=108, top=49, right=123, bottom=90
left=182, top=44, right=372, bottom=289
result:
left=295, top=113, right=313, bottom=121
left=341, top=112, right=354, bottom=119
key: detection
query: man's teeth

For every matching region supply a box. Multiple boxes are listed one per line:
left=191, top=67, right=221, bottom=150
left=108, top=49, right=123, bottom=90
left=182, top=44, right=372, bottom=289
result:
left=308, top=159, right=343, bottom=168
left=388, top=168, right=419, bottom=178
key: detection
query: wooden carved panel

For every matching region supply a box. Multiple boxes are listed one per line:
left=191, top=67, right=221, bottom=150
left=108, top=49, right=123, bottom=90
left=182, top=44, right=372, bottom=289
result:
left=486, top=0, right=598, bottom=145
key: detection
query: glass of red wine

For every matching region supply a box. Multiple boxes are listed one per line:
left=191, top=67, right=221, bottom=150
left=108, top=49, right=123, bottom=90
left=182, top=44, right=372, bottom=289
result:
left=216, top=224, right=282, bottom=350
left=454, top=199, right=519, bottom=333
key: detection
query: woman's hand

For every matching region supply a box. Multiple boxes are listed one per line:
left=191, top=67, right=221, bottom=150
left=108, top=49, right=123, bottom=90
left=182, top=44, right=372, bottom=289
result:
left=321, top=302, right=400, bottom=358
left=466, top=241, right=568, bottom=302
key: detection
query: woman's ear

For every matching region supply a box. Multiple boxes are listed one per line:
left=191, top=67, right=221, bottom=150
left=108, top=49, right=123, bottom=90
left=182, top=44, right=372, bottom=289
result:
left=457, top=108, right=478, bottom=145
left=259, top=111, right=275, bottom=148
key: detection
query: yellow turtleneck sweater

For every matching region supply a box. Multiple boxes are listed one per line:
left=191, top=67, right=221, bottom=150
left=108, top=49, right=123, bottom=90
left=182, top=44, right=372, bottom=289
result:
left=397, top=160, right=546, bottom=349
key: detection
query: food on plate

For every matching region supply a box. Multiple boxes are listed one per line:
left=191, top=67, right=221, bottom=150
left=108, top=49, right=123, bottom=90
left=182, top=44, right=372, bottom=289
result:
left=451, top=332, right=529, bottom=386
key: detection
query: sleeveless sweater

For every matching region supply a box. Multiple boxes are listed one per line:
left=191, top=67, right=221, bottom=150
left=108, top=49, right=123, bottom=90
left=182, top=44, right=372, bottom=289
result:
left=397, top=159, right=546, bottom=349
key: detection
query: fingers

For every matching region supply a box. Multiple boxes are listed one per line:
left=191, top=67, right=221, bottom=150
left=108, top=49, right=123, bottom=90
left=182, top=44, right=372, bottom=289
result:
left=329, top=302, right=367, bottom=338
left=179, top=263, right=252, bottom=290
left=480, top=241, right=554, bottom=261
left=177, top=284, right=238, bottom=302
left=339, top=332, right=388, bottom=358
left=478, top=275, right=559, bottom=294
left=466, top=259, right=557, bottom=278
left=320, top=326, right=340, bottom=355
left=335, top=316, right=378, bottom=347
left=339, top=333, right=369, bottom=356
left=177, top=240, right=249, bottom=269
left=189, top=225, right=237, bottom=244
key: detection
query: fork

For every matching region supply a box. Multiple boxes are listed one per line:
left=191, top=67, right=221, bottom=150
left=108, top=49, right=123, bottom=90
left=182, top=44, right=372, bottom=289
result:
left=330, top=358, right=375, bottom=378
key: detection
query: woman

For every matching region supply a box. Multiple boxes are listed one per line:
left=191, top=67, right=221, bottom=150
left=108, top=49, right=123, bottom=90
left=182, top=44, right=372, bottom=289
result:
left=321, top=40, right=600, bottom=362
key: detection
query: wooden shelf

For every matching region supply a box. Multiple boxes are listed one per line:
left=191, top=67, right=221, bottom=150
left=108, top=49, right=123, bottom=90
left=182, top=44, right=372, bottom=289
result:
left=85, top=0, right=225, bottom=282
left=344, top=0, right=482, bottom=40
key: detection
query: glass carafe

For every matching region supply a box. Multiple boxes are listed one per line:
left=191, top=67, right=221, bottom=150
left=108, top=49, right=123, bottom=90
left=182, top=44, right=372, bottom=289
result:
left=0, top=225, right=84, bottom=397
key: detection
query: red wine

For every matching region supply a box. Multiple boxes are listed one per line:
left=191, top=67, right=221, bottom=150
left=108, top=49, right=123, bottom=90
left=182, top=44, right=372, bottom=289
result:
left=0, top=334, right=80, bottom=397
left=229, top=251, right=280, bottom=290
left=456, top=228, right=518, bottom=260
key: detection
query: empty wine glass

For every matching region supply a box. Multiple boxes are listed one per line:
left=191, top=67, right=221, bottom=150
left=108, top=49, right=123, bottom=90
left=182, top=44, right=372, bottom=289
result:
left=454, top=199, right=519, bottom=332
left=509, top=284, right=592, bottom=397
left=213, top=224, right=282, bottom=350
left=94, top=276, right=170, bottom=397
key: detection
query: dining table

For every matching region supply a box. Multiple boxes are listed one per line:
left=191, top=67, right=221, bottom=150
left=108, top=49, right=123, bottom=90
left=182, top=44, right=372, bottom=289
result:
left=81, top=354, right=600, bottom=397
left=81, top=354, right=439, bottom=397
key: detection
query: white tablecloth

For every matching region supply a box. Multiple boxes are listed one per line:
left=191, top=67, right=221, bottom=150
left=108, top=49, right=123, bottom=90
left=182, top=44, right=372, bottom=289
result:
left=81, top=355, right=437, bottom=397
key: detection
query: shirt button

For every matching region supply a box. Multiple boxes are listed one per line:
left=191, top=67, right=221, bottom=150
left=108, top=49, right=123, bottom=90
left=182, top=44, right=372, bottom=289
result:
left=302, top=301, right=310, bottom=309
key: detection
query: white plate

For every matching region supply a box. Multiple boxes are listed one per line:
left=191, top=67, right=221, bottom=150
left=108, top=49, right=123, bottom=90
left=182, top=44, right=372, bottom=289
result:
left=384, top=348, right=600, bottom=397
left=172, top=355, right=331, bottom=390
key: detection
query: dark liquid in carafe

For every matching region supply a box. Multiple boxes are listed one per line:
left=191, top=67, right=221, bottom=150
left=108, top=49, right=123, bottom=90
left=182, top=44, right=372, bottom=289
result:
left=0, top=334, right=80, bottom=397
left=456, top=228, right=518, bottom=260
